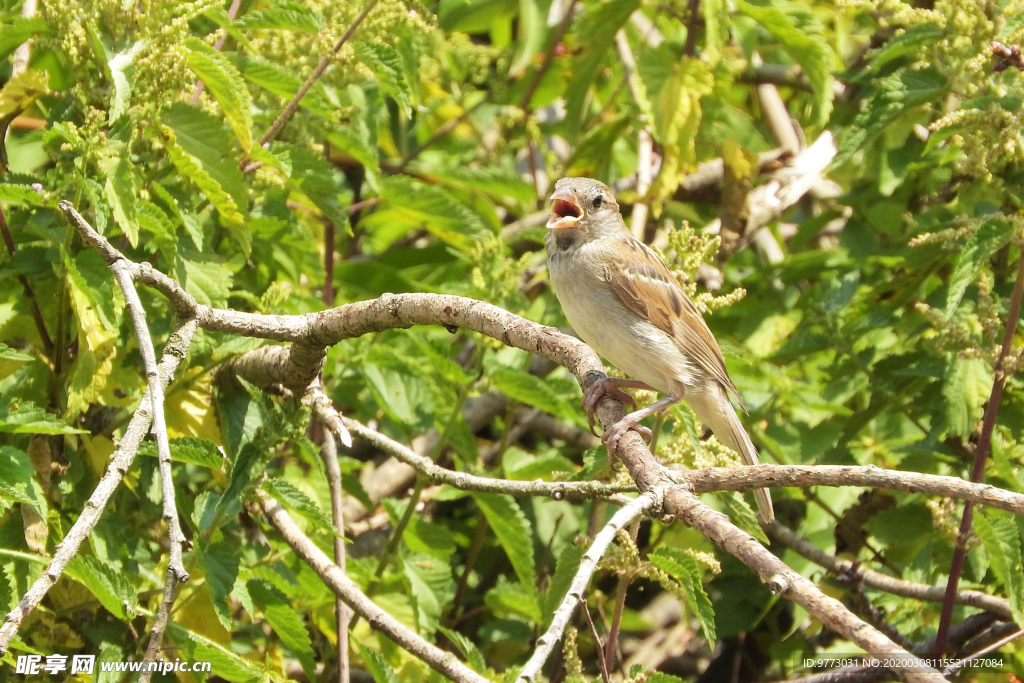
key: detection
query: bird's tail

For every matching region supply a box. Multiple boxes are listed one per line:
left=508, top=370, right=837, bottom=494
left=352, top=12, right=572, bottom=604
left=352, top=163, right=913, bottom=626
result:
left=688, top=386, right=775, bottom=523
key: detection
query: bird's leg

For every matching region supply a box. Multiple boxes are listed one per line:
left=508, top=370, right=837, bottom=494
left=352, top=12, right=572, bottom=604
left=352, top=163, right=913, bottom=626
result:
left=602, top=394, right=682, bottom=460
left=582, top=375, right=654, bottom=435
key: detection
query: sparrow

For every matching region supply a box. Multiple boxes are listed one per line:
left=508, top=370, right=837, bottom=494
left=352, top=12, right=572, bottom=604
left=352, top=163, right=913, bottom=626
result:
left=544, top=176, right=774, bottom=523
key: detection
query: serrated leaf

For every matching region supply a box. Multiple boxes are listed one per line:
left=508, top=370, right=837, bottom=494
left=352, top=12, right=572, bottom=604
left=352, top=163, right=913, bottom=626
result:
left=649, top=548, right=717, bottom=642
left=975, top=512, right=1024, bottom=626
left=174, top=249, right=232, bottom=308
left=0, top=397, right=86, bottom=435
left=943, top=357, right=993, bottom=439
left=382, top=498, right=457, bottom=560
left=836, top=67, right=947, bottom=163
left=139, top=437, right=224, bottom=468
left=186, top=39, right=254, bottom=152
left=0, top=18, right=54, bottom=61
left=865, top=24, right=943, bottom=75
left=66, top=555, right=137, bottom=620
left=356, top=41, right=411, bottom=116
left=236, top=2, right=324, bottom=31
left=0, top=182, right=48, bottom=205
left=264, top=478, right=334, bottom=530
left=473, top=493, right=536, bottom=589
left=489, top=368, right=578, bottom=423
left=403, top=551, right=456, bottom=634
left=99, top=157, right=140, bottom=247
left=485, top=578, right=543, bottom=624
left=947, top=220, right=1014, bottom=316
left=167, top=623, right=265, bottom=682
left=358, top=642, right=402, bottom=683
left=369, top=175, right=490, bottom=251
left=0, top=342, right=33, bottom=363
left=161, top=102, right=248, bottom=231
left=249, top=579, right=316, bottom=678
left=438, top=626, right=487, bottom=672
left=198, top=541, right=240, bottom=630
left=736, top=0, right=835, bottom=125
left=284, top=144, right=350, bottom=231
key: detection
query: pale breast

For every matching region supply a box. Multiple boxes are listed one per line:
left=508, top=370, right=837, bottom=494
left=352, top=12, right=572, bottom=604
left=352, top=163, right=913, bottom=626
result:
left=548, top=242, right=695, bottom=396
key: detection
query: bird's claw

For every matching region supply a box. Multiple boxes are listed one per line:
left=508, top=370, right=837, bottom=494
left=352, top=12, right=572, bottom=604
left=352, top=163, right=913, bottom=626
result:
left=582, top=376, right=637, bottom=435
left=601, top=417, right=653, bottom=468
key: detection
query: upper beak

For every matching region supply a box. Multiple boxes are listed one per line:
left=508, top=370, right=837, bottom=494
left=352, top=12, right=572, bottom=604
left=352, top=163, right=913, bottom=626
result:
left=546, top=187, right=582, bottom=230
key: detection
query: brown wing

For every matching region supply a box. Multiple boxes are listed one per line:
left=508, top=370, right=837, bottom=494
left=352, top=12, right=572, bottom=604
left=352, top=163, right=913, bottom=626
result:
left=606, top=238, right=740, bottom=398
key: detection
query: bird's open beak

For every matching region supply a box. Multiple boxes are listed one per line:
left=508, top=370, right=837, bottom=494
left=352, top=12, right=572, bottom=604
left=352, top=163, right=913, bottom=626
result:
left=546, top=187, right=582, bottom=230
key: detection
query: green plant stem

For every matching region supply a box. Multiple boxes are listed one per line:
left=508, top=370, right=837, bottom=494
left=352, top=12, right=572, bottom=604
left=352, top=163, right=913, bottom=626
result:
left=936, top=248, right=1024, bottom=654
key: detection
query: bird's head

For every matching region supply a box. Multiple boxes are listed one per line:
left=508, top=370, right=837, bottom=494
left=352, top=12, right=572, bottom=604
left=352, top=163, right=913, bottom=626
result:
left=546, top=177, right=623, bottom=240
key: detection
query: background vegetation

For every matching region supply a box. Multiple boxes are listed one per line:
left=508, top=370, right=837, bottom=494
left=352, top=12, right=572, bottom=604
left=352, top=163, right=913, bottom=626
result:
left=1, top=0, right=1024, bottom=680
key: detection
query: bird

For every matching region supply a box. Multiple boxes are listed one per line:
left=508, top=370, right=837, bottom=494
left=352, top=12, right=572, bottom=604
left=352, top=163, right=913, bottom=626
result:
left=544, top=176, right=774, bottom=523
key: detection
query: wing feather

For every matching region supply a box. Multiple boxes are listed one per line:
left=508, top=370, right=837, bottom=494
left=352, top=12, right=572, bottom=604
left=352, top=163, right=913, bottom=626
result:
left=605, top=239, right=740, bottom=399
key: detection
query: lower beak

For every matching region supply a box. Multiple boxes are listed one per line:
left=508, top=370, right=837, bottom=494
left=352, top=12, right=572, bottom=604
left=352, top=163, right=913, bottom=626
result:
left=546, top=187, right=582, bottom=230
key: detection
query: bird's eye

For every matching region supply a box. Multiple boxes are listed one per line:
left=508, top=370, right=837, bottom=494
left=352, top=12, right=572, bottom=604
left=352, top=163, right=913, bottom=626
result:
left=592, top=195, right=603, bottom=208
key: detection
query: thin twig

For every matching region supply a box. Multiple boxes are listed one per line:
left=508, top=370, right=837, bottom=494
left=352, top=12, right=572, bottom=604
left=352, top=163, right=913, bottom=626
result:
left=256, top=0, right=380, bottom=151
left=517, top=491, right=660, bottom=683
left=0, top=321, right=197, bottom=655
left=518, top=0, right=579, bottom=112
left=320, top=428, right=350, bottom=683
left=936, top=249, right=1024, bottom=653
left=255, top=490, right=491, bottom=683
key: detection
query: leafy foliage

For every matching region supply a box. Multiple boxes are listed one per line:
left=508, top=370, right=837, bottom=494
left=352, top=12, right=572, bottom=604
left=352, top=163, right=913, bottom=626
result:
left=2, top=0, right=1024, bottom=680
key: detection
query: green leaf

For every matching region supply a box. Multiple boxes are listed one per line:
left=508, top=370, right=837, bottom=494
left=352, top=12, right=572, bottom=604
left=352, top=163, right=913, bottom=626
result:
left=264, top=478, right=334, bottom=530
left=358, top=642, right=402, bottom=683
left=161, top=102, right=248, bottom=230
left=437, top=0, right=517, bottom=33
left=836, top=67, right=947, bottom=163
left=0, top=342, right=34, bottom=362
left=138, top=437, right=225, bottom=468
left=485, top=577, right=543, bottom=624
left=473, top=493, right=536, bottom=589
left=426, top=165, right=535, bottom=203
left=865, top=24, right=943, bottom=75
left=403, top=551, right=456, bottom=634
left=185, top=39, right=254, bottom=151
left=198, top=541, right=240, bottom=630
left=356, top=41, right=412, bottom=116
left=0, top=68, right=49, bottom=119
left=174, top=248, right=233, bottom=308
left=942, top=357, right=993, bottom=439
left=0, top=446, right=46, bottom=516
left=236, top=2, right=324, bottom=31
left=438, top=626, right=487, bottom=672
left=99, top=157, right=140, bottom=247
left=562, top=0, right=640, bottom=126
left=510, top=0, right=545, bottom=77
left=107, top=40, right=146, bottom=121
left=249, top=579, right=316, bottom=678
left=0, top=18, right=54, bottom=61
left=66, top=555, right=137, bottom=620
left=0, top=182, right=49, bottom=205
left=975, top=512, right=1024, bottom=627
left=649, top=548, right=717, bottom=642
left=489, top=367, right=578, bottom=423
left=167, top=623, right=265, bottom=682
left=946, top=220, right=1014, bottom=316
left=736, top=0, right=835, bottom=125
left=543, top=543, right=583, bottom=622
left=0, top=396, right=87, bottom=435
left=370, top=175, right=492, bottom=250
left=284, top=144, right=351, bottom=231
